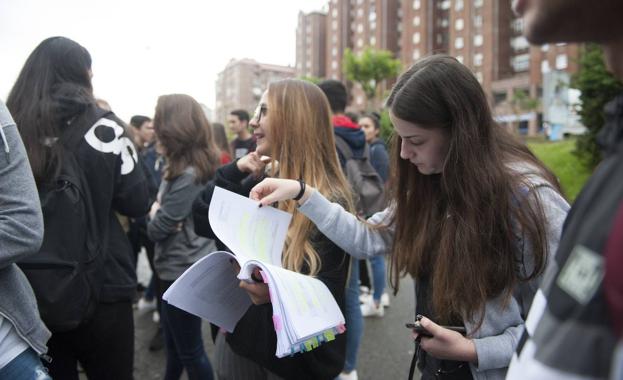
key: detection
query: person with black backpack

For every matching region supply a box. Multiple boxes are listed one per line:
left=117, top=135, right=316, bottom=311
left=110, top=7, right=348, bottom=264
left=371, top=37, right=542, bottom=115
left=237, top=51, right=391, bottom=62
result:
left=317, top=80, right=384, bottom=380
left=7, top=36, right=150, bottom=380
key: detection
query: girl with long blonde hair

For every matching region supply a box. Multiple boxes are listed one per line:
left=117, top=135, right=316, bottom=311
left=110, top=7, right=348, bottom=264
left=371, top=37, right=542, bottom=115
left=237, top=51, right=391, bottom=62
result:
left=192, top=79, right=353, bottom=379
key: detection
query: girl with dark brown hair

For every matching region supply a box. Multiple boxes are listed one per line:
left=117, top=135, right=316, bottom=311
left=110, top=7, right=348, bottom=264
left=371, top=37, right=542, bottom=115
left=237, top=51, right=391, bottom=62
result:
left=147, top=94, right=220, bottom=380
left=250, top=55, right=570, bottom=380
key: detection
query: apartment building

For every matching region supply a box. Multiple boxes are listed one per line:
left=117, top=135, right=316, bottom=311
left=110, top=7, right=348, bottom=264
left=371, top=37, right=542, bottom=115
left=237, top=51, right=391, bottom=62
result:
left=214, top=58, right=295, bottom=124
left=296, top=11, right=327, bottom=78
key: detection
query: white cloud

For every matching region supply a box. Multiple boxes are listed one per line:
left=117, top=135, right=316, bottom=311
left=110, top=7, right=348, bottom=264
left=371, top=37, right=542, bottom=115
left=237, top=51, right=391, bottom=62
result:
left=0, top=0, right=326, bottom=121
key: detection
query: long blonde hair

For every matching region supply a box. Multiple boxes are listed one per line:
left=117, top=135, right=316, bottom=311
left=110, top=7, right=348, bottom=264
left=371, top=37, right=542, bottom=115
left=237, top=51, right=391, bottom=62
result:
left=266, top=79, right=354, bottom=275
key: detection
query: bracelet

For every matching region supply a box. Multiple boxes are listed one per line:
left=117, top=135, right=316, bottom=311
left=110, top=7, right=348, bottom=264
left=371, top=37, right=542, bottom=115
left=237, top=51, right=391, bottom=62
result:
left=293, top=179, right=306, bottom=201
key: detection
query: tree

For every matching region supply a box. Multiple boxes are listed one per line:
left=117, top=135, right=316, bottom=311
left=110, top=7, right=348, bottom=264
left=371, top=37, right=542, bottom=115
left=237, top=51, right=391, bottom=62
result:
left=509, top=89, right=540, bottom=136
left=343, top=47, right=401, bottom=109
left=298, top=75, right=322, bottom=85
left=571, top=44, right=623, bottom=169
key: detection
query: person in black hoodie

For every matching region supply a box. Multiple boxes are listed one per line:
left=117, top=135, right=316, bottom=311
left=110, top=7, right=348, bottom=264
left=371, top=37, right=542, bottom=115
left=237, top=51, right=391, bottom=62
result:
left=192, top=79, right=353, bottom=380
left=6, top=36, right=150, bottom=380
left=317, top=79, right=365, bottom=380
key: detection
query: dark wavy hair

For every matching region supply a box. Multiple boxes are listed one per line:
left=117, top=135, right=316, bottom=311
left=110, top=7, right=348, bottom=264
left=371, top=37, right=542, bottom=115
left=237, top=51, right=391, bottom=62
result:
left=7, top=36, right=94, bottom=184
left=385, top=55, right=562, bottom=328
left=153, top=94, right=220, bottom=184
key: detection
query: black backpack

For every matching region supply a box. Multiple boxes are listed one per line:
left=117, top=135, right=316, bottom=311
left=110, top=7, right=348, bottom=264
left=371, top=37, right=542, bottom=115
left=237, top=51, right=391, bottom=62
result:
left=18, top=108, right=108, bottom=332
left=335, top=136, right=386, bottom=216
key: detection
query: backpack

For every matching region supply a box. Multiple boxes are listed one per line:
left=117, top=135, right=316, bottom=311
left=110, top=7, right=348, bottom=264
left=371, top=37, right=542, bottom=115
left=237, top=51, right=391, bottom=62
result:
left=335, top=136, right=386, bottom=216
left=18, top=108, right=108, bottom=332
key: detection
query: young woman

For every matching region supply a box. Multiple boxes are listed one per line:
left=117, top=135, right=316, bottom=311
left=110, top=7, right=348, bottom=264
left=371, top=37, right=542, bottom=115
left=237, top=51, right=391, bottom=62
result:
left=192, top=79, right=353, bottom=380
left=249, top=55, right=570, bottom=380
left=6, top=36, right=150, bottom=380
left=147, top=94, right=220, bottom=380
left=357, top=112, right=390, bottom=318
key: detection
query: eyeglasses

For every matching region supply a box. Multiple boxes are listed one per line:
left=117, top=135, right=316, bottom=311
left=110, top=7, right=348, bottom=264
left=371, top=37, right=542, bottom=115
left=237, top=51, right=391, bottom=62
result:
left=254, top=104, right=268, bottom=124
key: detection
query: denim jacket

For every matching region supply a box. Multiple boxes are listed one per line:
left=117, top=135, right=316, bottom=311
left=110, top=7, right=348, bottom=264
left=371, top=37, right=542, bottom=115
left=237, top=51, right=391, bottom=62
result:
left=0, top=101, right=50, bottom=355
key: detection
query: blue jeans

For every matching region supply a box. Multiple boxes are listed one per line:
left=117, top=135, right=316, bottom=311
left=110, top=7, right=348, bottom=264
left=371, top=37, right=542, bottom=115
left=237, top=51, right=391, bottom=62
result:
left=369, top=255, right=386, bottom=302
left=161, top=299, right=214, bottom=380
left=343, top=257, right=363, bottom=373
left=0, top=348, right=51, bottom=380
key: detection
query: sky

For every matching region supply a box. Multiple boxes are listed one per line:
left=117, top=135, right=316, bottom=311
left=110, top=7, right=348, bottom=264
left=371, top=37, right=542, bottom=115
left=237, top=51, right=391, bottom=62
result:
left=0, top=0, right=327, bottom=122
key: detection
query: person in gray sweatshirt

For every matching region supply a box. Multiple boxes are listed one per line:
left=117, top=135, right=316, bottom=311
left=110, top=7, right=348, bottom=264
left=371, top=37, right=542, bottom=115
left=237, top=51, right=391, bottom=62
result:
left=249, top=56, right=570, bottom=380
left=147, top=94, right=220, bottom=380
left=0, top=101, right=51, bottom=378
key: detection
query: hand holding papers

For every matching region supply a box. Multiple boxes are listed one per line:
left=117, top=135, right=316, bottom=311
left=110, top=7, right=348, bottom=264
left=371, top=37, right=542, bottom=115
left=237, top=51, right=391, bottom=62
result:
left=163, top=187, right=346, bottom=358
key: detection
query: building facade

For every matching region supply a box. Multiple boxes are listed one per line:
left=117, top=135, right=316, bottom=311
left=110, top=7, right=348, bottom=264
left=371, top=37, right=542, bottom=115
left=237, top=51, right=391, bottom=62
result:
left=214, top=58, right=295, bottom=124
left=295, top=0, right=581, bottom=134
left=296, top=11, right=327, bottom=78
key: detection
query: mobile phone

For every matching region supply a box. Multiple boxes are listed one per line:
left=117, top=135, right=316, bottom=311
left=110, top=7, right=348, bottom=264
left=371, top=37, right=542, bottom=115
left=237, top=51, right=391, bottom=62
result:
left=405, top=321, right=467, bottom=336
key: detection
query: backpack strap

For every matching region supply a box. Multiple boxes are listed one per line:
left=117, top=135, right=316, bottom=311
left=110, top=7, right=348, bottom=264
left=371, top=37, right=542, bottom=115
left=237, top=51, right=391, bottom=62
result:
left=335, top=135, right=372, bottom=161
left=334, top=135, right=354, bottom=161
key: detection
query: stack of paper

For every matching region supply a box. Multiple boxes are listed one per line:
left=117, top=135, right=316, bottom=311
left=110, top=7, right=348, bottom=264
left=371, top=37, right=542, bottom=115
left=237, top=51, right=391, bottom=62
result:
left=163, top=186, right=346, bottom=357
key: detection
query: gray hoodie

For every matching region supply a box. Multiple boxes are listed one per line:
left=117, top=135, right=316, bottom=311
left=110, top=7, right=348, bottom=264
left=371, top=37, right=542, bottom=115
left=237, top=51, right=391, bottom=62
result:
left=298, top=169, right=570, bottom=380
left=148, top=167, right=216, bottom=281
left=0, top=101, right=50, bottom=355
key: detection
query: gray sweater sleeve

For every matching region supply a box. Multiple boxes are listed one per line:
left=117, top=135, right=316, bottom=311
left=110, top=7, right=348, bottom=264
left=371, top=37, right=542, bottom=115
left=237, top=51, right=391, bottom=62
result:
left=147, top=170, right=203, bottom=242
left=0, top=103, right=44, bottom=269
left=298, top=190, right=394, bottom=258
left=470, top=185, right=570, bottom=372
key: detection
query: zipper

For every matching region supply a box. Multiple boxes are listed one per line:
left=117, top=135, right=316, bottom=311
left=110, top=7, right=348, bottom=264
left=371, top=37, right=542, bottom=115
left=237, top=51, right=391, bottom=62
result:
left=0, top=309, right=47, bottom=357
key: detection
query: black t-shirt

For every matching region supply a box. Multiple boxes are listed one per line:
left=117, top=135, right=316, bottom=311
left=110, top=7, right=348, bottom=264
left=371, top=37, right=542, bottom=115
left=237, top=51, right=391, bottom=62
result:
left=230, top=137, right=256, bottom=159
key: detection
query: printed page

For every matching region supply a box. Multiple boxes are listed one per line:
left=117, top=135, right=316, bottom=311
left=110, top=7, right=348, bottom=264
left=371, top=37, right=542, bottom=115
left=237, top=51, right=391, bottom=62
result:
left=209, top=186, right=292, bottom=266
left=163, top=251, right=251, bottom=332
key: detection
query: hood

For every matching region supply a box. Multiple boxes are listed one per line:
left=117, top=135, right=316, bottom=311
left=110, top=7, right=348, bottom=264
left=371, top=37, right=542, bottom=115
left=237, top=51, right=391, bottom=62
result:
left=369, top=138, right=387, bottom=149
left=333, top=115, right=366, bottom=156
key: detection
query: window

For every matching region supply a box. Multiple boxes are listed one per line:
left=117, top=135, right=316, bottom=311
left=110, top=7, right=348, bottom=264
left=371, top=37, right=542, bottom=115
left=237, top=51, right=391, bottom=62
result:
left=511, top=18, right=524, bottom=33
left=370, top=36, right=376, bottom=46
left=456, top=55, right=464, bottom=64
left=475, top=72, right=483, bottom=83
left=511, top=36, right=529, bottom=51
left=332, top=8, right=338, bottom=17
left=455, top=18, right=464, bottom=31
left=455, top=0, right=464, bottom=11
left=413, top=16, right=421, bottom=26
left=541, top=44, right=550, bottom=52
left=369, top=11, right=376, bottom=21
left=412, top=49, right=421, bottom=60
left=332, top=47, right=338, bottom=56
left=474, top=0, right=483, bottom=7
left=474, top=53, right=483, bottom=66
left=357, top=38, right=364, bottom=47
left=332, top=20, right=338, bottom=30
left=474, top=15, right=483, bottom=27
left=332, top=61, right=338, bottom=69
left=474, top=34, right=483, bottom=46
left=455, top=37, right=464, bottom=49
left=440, top=0, right=451, bottom=10
left=413, top=32, right=421, bottom=44
left=357, top=23, right=364, bottom=33
left=556, top=54, right=568, bottom=69
left=541, top=60, right=551, bottom=74
left=413, top=0, right=421, bottom=10
left=512, top=53, right=530, bottom=72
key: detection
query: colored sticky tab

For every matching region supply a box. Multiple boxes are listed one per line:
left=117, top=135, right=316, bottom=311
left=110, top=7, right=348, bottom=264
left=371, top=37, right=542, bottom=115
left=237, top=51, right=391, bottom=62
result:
left=272, top=315, right=282, bottom=331
left=336, top=324, right=346, bottom=334
left=324, top=330, right=336, bottom=342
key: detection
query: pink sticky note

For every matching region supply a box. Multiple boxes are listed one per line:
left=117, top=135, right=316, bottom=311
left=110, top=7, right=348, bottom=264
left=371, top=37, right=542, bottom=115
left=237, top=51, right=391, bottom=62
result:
left=272, top=315, right=283, bottom=331
left=337, top=324, right=346, bottom=334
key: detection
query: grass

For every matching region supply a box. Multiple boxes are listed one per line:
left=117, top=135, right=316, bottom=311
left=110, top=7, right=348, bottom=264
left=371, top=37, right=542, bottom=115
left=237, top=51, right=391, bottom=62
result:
left=527, top=138, right=592, bottom=202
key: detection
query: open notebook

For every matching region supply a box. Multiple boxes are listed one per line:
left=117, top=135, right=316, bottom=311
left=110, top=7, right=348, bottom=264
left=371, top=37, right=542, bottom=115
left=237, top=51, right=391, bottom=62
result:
left=163, top=186, right=346, bottom=358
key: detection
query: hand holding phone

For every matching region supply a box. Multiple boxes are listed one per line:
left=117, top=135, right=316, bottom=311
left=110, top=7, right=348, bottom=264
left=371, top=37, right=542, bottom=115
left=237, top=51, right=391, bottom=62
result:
left=406, top=315, right=466, bottom=338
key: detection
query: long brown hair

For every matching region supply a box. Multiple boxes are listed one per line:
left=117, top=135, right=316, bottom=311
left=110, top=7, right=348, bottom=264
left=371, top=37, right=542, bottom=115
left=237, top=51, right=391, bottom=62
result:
left=153, top=94, right=220, bottom=183
left=385, top=55, right=562, bottom=327
left=265, top=79, right=354, bottom=275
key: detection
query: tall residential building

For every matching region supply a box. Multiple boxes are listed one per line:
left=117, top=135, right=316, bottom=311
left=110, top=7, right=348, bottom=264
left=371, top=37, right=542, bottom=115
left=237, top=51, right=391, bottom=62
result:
left=214, top=58, right=295, bottom=124
left=296, top=0, right=580, bottom=133
left=296, top=11, right=327, bottom=78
